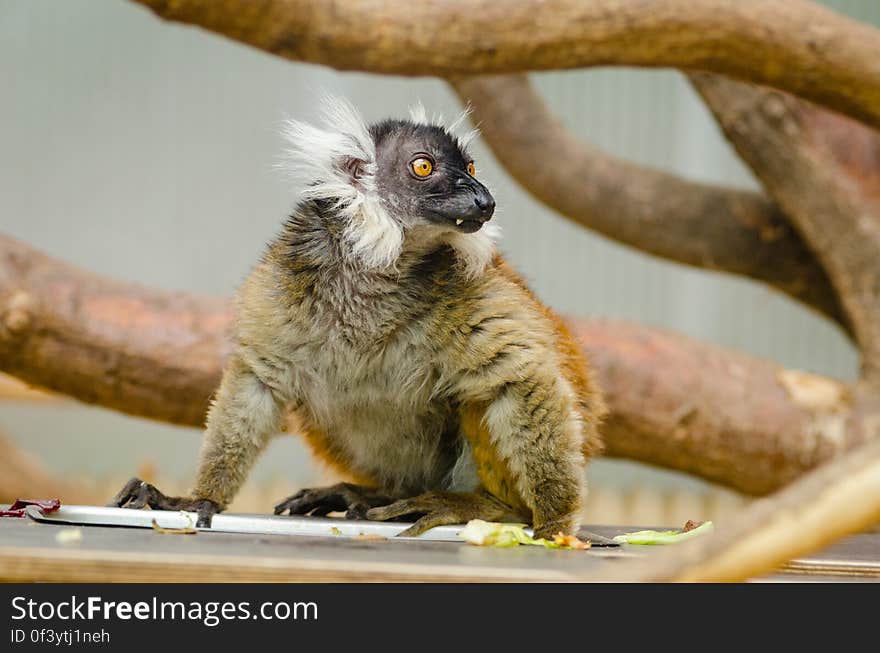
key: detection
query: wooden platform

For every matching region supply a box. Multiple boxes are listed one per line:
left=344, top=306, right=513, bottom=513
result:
left=0, top=518, right=877, bottom=582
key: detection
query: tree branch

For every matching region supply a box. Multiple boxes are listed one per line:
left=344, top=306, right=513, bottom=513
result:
left=0, top=233, right=853, bottom=494
left=130, top=0, right=880, bottom=130
left=0, top=234, right=228, bottom=427
left=690, top=75, right=880, bottom=377
left=450, top=75, right=847, bottom=331
left=579, top=320, right=852, bottom=495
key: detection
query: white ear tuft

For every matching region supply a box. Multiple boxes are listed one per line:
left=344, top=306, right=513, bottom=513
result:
left=407, top=101, right=479, bottom=150
left=279, top=95, right=375, bottom=203
left=408, top=100, right=446, bottom=128
left=447, top=105, right=471, bottom=133
left=279, top=96, right=403, bottom=269
left=448, top=105, right=480, bottom=149
left=409, top=100, right=429, bottom=125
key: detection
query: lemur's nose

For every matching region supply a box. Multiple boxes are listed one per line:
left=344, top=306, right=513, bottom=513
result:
left=474, top=195, right=496, bottom=221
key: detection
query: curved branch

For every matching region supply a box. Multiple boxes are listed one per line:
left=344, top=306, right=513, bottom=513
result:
left=451, top=75, right=848, bottom=331
left=131, top=0, right=880, bottom=130
left=0, top=234, right=853, bottom=494
left=690, top=75, right=880, bottom=374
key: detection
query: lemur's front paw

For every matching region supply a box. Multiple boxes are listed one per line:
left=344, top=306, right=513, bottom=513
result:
left=366, top=491, right=523, bottom=537
left=109, top=477, right=221, bottom=528
left=532, top=516, right=578, bottom=541
left=273, top=482, right=394, bottom=520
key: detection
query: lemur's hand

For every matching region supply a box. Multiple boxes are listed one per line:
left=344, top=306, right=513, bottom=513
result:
left=110, top=477, right=221, bottom=528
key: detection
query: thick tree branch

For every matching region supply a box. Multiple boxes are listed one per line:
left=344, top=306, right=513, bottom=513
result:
left=0, top=235, right=228, bottom=426
left=130, top=0, right=880, bottom=130
left=451, top=75, right=847, bottom=331
left=582, top=320, right=852, bottom=495
left=0, top=234, right=853, bottom=495
left=690, top=76, right=880, bottom=377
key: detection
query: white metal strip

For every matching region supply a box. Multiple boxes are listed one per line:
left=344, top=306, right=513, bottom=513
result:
left=23, top=504, right=473, bottom=541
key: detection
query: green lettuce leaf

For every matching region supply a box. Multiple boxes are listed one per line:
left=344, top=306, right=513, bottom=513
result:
left=458, top=519, right=588, bottom=549
left=612, top=521, right=715, bottom=545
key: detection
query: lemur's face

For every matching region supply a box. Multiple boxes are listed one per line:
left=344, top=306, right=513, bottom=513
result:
left=370, top=120, right=495, bottom=234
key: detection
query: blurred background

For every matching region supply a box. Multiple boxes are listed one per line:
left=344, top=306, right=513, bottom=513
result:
left=2, top=0, right=875, bottom=526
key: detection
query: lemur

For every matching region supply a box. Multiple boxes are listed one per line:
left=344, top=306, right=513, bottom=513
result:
left=112, top=100, right=605, bottom=539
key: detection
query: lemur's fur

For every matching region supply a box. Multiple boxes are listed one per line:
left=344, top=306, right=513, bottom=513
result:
left=113, top=99, right=605, bottom=538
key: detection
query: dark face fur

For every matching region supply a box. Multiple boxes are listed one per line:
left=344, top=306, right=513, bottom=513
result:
left=369, top=120, right=495, bottom=234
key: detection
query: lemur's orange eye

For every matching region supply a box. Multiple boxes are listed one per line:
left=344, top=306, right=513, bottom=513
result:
left=411, top=157, right=433, bottom=177
left=467, top=162, right=476, bottom=177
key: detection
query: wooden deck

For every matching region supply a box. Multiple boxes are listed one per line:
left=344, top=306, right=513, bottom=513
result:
left=0, top=518, right=877, bottom=582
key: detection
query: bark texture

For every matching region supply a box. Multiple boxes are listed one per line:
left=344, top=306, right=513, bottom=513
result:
left=129, top=0, right=880, bottom=129
left=0, top=234, right=228, bottom=427
left=691, top=75, right=880, bottom=383
left=451, top=75, right=847, bottom=330
left=583, top=320, right=851, bottom=495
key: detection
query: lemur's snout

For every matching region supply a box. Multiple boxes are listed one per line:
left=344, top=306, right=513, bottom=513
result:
left=452, top=189, right=495, bottom=232
left=474, top=194, right=496, bottom=222
left=456, top=194, right=494, bottom=230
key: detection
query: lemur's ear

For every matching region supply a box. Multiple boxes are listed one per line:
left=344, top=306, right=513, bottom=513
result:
left=279, top=96, right=377, bottom=205
left=340, top=155, right=367, bottom=188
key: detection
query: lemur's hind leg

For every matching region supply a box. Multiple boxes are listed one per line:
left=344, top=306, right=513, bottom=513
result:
left=366, top=491, right=525, bottom=537
left=110, top=477, right=221, bottom=528
left=274, top=482, right=397, bottom=519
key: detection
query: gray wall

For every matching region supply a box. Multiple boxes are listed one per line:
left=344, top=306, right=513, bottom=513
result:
left=1, top=0, right=874, bottom=493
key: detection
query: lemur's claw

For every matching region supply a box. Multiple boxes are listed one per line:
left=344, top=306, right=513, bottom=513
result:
left=273, top=482, right=393, bottom=520
left=109, top=477, right=220, bottom=528
left=108, top=477, right=149, bottom=509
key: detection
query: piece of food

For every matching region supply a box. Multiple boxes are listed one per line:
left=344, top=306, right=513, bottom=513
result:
left=55, top=528, right=83, bottom=544
left=552, top=532, right=591, bottom=550
left=458, top=520, right=590, bottom=549
left=150, top=513, right=197, bottom=535
left=459, top=520, right=533, bottom=547
left=355, top=533, right=386, bottom=541
left=612, top=521, right=714, bottom=545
